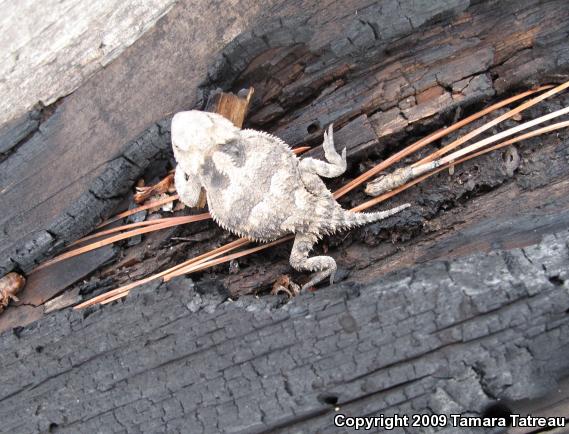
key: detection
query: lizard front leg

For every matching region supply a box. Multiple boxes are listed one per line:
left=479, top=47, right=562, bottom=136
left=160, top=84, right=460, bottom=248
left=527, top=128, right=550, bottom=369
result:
left=299, top=124, right=347, bottom=178
left=174, top=165, right=202, bottom=207
left=289, top=232, right=337, bottom=291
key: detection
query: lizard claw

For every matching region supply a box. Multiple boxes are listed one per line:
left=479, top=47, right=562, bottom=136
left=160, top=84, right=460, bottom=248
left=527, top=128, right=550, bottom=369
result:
left=329, top=270, right=336, bottom=286
left=322, top=123, right=346, bottom=170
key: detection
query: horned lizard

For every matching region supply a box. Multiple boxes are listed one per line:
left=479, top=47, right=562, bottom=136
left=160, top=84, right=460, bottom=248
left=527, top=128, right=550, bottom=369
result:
left=171, top=111, right=409, bottom=291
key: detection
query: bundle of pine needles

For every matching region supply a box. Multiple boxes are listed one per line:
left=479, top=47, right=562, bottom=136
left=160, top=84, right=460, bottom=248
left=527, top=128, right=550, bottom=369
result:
left=31, top=81, right=569, bottom=309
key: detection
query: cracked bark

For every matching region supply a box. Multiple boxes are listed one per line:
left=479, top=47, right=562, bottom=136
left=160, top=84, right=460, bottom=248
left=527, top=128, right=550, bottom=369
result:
left=0, top=231, right=568, bottom=433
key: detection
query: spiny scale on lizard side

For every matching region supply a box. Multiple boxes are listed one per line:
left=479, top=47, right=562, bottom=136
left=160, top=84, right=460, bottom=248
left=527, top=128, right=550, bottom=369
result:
left=172, top=110, right=409, bottom=291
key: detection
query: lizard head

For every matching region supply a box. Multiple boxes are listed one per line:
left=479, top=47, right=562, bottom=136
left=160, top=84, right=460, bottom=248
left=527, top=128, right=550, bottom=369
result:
left=171, top=110, right=240, bottom=154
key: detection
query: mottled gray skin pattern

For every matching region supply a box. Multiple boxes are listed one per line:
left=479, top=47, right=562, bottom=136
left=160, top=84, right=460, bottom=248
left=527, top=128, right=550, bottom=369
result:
left=172, top=111, right=409, bottom=290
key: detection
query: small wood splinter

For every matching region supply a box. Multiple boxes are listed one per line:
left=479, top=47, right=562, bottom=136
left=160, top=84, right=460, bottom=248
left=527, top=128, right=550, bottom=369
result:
left=133, top=173, right=174, bottom=204
left=270, top=275, right=301, bottom=298
left=365, top=163, right=441, bottom=196
left=0, top=272, right=26, bottom=313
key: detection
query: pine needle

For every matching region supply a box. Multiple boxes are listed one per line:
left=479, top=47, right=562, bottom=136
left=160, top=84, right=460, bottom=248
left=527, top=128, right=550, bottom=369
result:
left=353, top=119, right=569, bottom=212
left=98, top=194, right=182, bottom=228
left=34, top=213, right=210, bottom=272
left=365, top=104, right=569, bottom=195
left=68, top=215, right=204, bottom=246
left=292, top=146, right=311, bottom=154
left=334, top=85, right=553, bottom=198
left=436, top=106, right=569, bottom=165
left=94, top=237, right=294, bottom=305
left=163, top=236, right=293, bottom=281
left=414, top=80, right=569, bottom=165
left=73, top=238, right=248, bottom=309
left=62, top=84, right=558, bottom=267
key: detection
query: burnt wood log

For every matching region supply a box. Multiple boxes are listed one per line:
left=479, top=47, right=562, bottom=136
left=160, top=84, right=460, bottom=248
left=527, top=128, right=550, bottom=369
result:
left=0, top=231, right=568, bottom=433
left=0, top=0, right=569, bottom=432
left=2, top=0, right=568, bottom=276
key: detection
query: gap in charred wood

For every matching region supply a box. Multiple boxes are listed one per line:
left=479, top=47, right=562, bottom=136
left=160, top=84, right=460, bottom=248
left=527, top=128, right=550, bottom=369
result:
left=306, top=122, right=320, bottom=134
left=548, top=275, right=563, bottom=286
left=481, top=402, right=513, bottom=426
left=317, top=392, right=339, bottom=406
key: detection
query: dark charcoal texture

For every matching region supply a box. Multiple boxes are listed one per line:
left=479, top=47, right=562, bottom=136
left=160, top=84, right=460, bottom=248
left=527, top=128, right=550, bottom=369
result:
left=0, top=119, right=173, bottom=275
left=1, top=1, right=569, bottom=433
left=0, top=106, right=41, bottom=156
left=0, top=230, right=567, bottom=433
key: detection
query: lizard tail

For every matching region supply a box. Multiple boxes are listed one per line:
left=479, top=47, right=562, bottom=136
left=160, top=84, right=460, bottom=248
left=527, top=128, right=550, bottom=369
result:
left=327, top=203, right=410, bottom=233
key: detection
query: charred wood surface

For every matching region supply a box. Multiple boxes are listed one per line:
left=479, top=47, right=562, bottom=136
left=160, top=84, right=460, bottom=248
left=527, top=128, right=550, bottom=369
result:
left=0, top=231, right=568, bottom=433
left=0, top=0, right=569, bottom=432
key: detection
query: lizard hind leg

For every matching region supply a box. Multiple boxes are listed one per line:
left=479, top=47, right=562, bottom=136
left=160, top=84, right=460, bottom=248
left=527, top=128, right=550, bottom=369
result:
left=289, top=232, right=337, bottom=291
